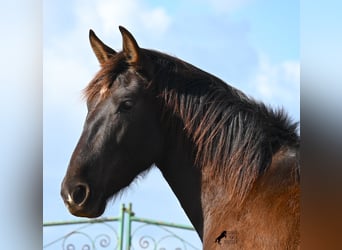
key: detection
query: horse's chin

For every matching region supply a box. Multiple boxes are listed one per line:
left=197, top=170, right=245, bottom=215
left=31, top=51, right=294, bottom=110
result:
left=65, top=197, right=107, bottom=218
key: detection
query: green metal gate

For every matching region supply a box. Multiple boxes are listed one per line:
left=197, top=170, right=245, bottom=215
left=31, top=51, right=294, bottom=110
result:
left=43, top=203, right=201, bottom=249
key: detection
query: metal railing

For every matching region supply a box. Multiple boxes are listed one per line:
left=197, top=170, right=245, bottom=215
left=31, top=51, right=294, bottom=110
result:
left=43, top=203, right=201, bottom=249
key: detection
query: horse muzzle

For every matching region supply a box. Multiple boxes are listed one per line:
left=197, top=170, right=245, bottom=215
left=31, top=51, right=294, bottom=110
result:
left=60, top=179, right=104, bottom=218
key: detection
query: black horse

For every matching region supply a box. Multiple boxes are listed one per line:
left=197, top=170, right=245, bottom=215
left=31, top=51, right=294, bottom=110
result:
left=61, top=26, right=300, bottom=249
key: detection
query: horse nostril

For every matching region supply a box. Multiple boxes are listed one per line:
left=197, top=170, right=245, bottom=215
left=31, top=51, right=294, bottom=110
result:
left=71, top=183, right=89, bottom=206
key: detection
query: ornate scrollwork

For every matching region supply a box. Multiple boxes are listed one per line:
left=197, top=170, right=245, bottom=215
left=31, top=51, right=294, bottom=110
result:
left=94, top=233, right=112, bottom=249
left=61, top=230, right=117, bottom=250
left=62, top=231, right=93, bottom=250
left=131, top=223, right=199, bottom=250
left=44, top=221, right=119, bottom=250
left=156, top=235, right=186, bottom=250
left=138, top=235, right=156, bottom=249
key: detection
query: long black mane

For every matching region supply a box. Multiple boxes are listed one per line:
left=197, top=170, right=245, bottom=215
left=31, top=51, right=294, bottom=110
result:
left=144, top=49, right=299, bottom=203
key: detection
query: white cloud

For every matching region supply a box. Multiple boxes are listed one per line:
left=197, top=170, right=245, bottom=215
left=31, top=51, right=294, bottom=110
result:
left=207, top=0, right=253, bottom=13
left=248, top=54, right=300, bottom=119
left=75, top=0, right=171, bottom=38
left=140, top=7, right=171, bottom=33
left=44, top=48, right=90, bottom=107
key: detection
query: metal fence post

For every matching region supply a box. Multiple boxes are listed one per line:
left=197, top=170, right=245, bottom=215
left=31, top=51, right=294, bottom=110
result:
left=125, top=203, right=134, bottom=250
left=118, top=204, right=126, bottom=250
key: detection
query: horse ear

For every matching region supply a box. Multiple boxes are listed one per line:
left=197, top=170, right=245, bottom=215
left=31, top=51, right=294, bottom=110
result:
left=119, top=26, right=140, bottom=65
left=89, top=29, right=117, bottom=65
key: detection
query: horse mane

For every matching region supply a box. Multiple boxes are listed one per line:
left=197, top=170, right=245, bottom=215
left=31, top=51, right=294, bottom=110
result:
left=144, top=49, right=299, bottom=204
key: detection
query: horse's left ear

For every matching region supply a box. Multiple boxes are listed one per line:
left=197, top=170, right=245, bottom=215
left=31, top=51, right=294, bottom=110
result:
left=89, top=29, right=117, bottom=65
left=119, top=26, right=140, bottom=65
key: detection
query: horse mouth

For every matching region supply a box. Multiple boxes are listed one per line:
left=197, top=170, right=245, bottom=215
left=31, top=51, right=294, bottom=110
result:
left=64, top=198, right=107, bottom=218
left=61, top=187, right=107, bottom=218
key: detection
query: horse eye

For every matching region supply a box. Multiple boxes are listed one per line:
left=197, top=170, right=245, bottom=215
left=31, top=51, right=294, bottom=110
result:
left=119, top=100, right=135, bottom=112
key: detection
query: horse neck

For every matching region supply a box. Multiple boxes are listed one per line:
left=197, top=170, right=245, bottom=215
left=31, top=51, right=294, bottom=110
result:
left=155, top=134, right=204, bottom=239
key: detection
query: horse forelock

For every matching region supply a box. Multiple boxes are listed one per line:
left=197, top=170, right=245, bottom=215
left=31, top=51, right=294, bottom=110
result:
left=83, top=52, right=128, bottom=104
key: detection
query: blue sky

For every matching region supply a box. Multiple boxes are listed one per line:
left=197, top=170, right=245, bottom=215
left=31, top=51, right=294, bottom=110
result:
left=43, top=0, right=299, bottom=247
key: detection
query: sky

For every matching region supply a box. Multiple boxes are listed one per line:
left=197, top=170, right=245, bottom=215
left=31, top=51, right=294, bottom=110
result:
left=43, top=0, right=299, bottom=248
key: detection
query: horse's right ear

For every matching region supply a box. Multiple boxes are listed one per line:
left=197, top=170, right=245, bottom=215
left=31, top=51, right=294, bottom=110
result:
left=89, top=29, right=117, bottom=65
left=119, top=26, right=140, bottom=65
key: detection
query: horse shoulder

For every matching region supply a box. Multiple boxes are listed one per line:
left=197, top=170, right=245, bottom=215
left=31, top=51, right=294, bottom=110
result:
left=203, top=147, right=300, bottom=249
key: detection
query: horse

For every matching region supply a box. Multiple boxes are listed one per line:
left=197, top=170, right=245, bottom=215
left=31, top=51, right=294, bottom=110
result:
left=215, top=230, right=227, bottom=245
left=61, top=26, right=300, bottom=249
